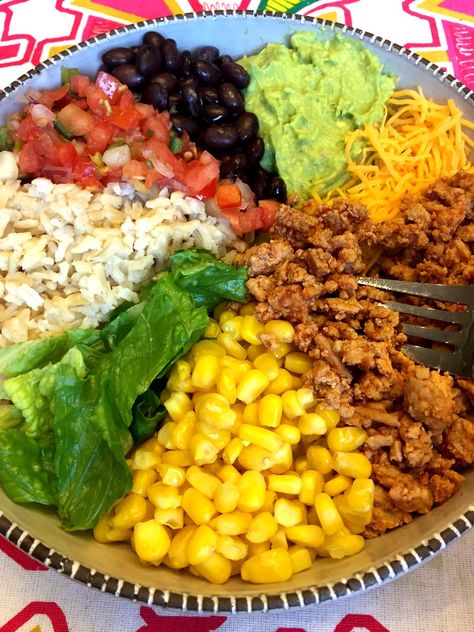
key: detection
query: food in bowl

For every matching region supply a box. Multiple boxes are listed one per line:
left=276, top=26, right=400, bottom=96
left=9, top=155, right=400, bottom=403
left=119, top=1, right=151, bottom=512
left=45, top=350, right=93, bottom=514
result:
left=0, top=20, right=473, bottom=590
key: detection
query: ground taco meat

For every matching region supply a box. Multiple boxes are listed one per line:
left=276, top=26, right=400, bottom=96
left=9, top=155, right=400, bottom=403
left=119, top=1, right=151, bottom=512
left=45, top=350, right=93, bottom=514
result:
left=236, top=171, right=474, bottom=537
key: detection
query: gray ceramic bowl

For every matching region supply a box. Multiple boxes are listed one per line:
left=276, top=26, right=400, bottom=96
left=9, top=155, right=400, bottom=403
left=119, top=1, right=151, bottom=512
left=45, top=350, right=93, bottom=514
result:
left=0, top=10, right=473, bottom=613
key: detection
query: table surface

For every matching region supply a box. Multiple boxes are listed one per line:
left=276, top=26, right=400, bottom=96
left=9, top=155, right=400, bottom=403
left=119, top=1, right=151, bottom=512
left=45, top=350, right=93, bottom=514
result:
left=1, top=1, right=474, bottom=631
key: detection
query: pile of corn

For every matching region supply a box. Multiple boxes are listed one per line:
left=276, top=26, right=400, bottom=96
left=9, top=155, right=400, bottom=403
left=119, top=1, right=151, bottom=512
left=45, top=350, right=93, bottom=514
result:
left=94, top=304, right=374, bottom=584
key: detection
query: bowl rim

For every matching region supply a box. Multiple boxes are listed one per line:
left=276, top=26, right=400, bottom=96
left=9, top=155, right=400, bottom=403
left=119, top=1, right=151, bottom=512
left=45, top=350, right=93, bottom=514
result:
left=1, top=8, right=474, bottom=613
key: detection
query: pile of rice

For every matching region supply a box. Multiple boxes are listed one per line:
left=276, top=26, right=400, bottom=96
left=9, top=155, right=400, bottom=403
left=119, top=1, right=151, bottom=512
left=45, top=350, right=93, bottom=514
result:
left=0, top=177, right=245, bottom=346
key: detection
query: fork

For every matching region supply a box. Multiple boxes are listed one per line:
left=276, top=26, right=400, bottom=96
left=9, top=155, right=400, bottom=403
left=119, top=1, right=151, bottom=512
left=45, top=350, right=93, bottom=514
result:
left=357, top=277, right=474, bottom=378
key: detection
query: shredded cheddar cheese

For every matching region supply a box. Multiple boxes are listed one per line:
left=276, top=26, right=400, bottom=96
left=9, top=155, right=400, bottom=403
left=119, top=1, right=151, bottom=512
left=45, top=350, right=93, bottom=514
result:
left=314, top=88, right=474, bottom=223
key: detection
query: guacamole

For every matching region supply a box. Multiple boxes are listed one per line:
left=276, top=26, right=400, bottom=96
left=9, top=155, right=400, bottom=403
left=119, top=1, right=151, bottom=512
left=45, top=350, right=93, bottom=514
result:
left=240, top=32, right=397, bottom=199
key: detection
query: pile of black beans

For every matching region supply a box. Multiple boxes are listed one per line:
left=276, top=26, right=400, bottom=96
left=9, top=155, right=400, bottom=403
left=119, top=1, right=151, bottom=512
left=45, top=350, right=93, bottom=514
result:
left=100, top=31, right=286, bottom=203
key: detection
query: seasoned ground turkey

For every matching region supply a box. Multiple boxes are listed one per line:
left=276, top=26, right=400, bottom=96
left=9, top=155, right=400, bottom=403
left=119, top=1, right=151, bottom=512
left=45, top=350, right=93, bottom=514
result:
left=236, top=171, right=474, bottom=538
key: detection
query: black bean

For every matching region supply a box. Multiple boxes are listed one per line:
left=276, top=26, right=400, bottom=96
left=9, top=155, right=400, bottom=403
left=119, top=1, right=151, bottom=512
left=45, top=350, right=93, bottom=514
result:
left=218, top=54, right=233, bottom=66
left=220, top=153, right=247, bottom=179
left=251, top=169, right=270, bottom=200
left=181, top=50, right=193, bottom=76
left=130, top=46, right=140, bottom=57
left=136, top=45, right=162, bottom=77
left=168, top=93, right=182, bottom=112
left=193, top=60, right=221, bottom=85
left=192, top=45, right=220, bottom=64
left=142, top=82, right=169, bottom=111
left=218, top=82, right=244, bottom=114
left=171, top=114, right=199, bottom=137
left=198, top=86, right=219, bottom=105
left=163, top=39, right=182, bottom=74
left=234, top=112, right=259, bottom=143
left=203, top=124, right=238, bottom=152
left=182, top=85, right=201, bottom=118
left=180, top=76, right=198, bottom=91
left=111, top=64, right=145, bottom=89
left=201, top=103, right=229, bottom=124
left=102, top=47, right=135, bottom=69
left=268, top=176, right=287, bottom=203
left=151, top=72, right=178, bottom=93
left=221, top=62, right=250, bottom=89
left=245, top=136, right=265, bottom=165
left=144, top=31, right=165, bottom=48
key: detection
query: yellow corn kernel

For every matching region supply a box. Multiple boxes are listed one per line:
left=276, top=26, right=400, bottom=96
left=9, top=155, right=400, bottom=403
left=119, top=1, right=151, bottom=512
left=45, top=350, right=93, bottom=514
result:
left=315, top=405, right=340, bottom=430
left=324, top=474, right=352, bottom=497
left=281, top=390, right=306, bottom=419
left=192, top=339, right=226, bottom=359
left=284, top=352, right=312, bottom=374
left=239, top=424, right=282, bottom=452
left=230, top=559, right=244, bottom=576
left=216, top=535, right=248, bottom=561
left=130, top=446, right=161, bottom=470
left=161, top=450, right=193, bottom=467
left=333, top=495, right=371, bottom=533
left=182, top=488, right=216, bottom=525
left=245, top=344, right=262, bottom=362
left=217, top=464, right=241, bottom=485
left=292, top=376, right=303, bottom=389
left=268, top=474, right=302, bottom=495
left=167, top=358, right=192, bottom=387
left=298, top=413, right=327, bottom=436
left=219, top=309, right=235, bottom=327
left=160, top=464, right=186, bottom=488
left=327, top=427, right=368, bottom=453
left=294, top=455, right=309, bottom=475
left=210, top=511, right=253, bottom=536
left=271, top=526, right=289, bottom=550
left=194, top=551, right=232, bottom=584
left=238, top=471, right=266, bottom=513
left=217, top=333, right=247, bottom=360
left=166, top=525, right=195, bottom=569
left=333, top=452, right=372, bottom=479
left=243, top=402, right=259, bottom=425
left=164, top=392, right=192, bottom=423
left=214, top=482, right=240, bottom=513
left=157, top=422, right=177, bottom=450
left=314, top=492, right=345, bottom=535
left=296, top=387, right=314, bottom=408
left=257, top=394, right=282, bottom=428
left=288, top=545, right=313, bottom=574
left=132, top=469, right=158, bottom=496
left=213, top=302, right=229, bottom=321
left=261, top=489, right=277, bottom=513
left=241, top=548, right=293, bottom=583
left=223, top=437, right=244, bottom=465
left=204, top=461, right=221, bottom=476
left=274, top=498, right=305, bottom=528
left=191, top=354, right=220, bottom=391
left=133, top=520, right=171, bottom=563
left=246, top=511, right=278, bottom=543
left=264, top=368, right=294, bottom=395
left=276, top=424, right=301, bottom=445
left=172, top=411, right=196, bottom=451
left=154, top=507, right=184, bottom=530
left=246, top=540, right=271, bottom=556
left=93, top=515, right=113, bottom=543
left=307, top=445, right=333, bottom=475
left=185, top=465, right=220, bottom=499
left=217, top=367, right=237, bottom=404
left=222, top=315, right=243, bottom=340
left=254, top=352, right=280, bottom=380
left=264, top=320, right=294, bottom=343
left=239, top=303, right=256, bottom=316
left=273, top=342, right=294, bottom=359
left=269, top=441, right=293, bottom=474
left=186, top=524, right=217, bottom=565
left=204, top=319, right=221, bottom=339
left=236, top=370, right=270, bottom=404
left=299, top=470, right=325, bottom=505
left=286, top=524, right=325, bottom=548
left=189, top=434, right=219, bottom=466
left=112, top=493, right=147, bottom=529
left=105, top=525, right=132, bottom=542
left=317, top=527, right=365, bottom=559
left=221, top=356, right=251, bottom=382
left=240, top=314, right=265, bottom=345
left=346, top=478, right=375, bottom=514
left=195, top=393, right=236, bottom=429
left=238, top=445, right=275, bottom=471
left=196, top=422, right=231, bottom=451
left=148, top=482, right=181, bottom=510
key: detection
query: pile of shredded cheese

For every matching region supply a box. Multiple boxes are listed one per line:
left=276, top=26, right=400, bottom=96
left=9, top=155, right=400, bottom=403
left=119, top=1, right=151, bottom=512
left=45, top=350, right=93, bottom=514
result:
left=314, top=88, right=474, bottom=223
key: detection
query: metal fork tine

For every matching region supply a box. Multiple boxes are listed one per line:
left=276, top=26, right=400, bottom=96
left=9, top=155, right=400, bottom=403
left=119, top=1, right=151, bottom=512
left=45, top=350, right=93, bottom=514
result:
left=402, top=323, right=465, bottom=346
left=358, top=276, right=474, bottom=304
left=402, top=344, right=463, bottom=373
left=383, top=300, right=469, bottom=326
